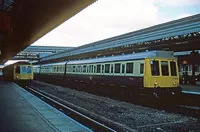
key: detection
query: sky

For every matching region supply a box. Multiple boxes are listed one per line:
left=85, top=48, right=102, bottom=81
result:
left=31, top=0, right=200, bottom=47
left=4, top=0, right=200, bottom=66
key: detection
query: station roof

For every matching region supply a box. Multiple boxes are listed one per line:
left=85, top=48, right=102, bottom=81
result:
left=0, top=0, right=95, bottom=63
left=22, top=46, right=73, bottom=53
left=67, top=51, right=175, bottom=65
left=11, top=45, right=74, bottom=60
left=40, top=13, right=200, bottom=62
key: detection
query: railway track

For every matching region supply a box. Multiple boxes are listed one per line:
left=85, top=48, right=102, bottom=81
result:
left=23, top=81, right=200, bottom=131
left=26, top=86, right=117, bottom=132
left=27, top=81, right=200, bottom=119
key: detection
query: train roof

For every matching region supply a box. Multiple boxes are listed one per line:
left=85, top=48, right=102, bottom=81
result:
left=33, top=65, right=40, bottom=67
left=3, top=61, right=31, bottom=68
left=41, top=62, right=67, bottom=67
left=67, top=50, right=175, bottom=65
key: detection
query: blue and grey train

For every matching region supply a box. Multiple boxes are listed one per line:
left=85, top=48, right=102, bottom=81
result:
left=33, top=50, right=181, bottom=98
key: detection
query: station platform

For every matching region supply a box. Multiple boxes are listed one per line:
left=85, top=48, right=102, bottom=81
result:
left=0, top=81, right=92, bottom=132
left=181, top=82, right=200, bottom=95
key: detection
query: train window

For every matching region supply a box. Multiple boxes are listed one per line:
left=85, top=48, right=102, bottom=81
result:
left=94, top=65, right=96, bottom=73
left=20, top=66, right=27, bottom=74
left=62, top=66, right=63, bottom=72
left=88, top=65, right=91, bottom=73
left=97, top=65, right=101, bottom=73
left=27, top=66, right=32, bottom=74
left=161, top=61, right=169, bottom=76
left=91, top=65, right=94, bottom=73
left=194, top=65, right=199, bottom=72
left=115, top=63, right=120, bottom=73
left=78, top=66, right=81, bottom=72
left=140, top=63, right=144, bottom=74
left=70, top=66, right=72, bottom=72
left=66, top=66, right=68, bottom=72
left=111, top=64, right=114, bottom=73
left=170, top=61, right=177, bottom=76
left=126, top=63, right=133, bottom=73
left=101, top=65, right=104, bottom=73
left=83, top=65, right=86, bottom=73
left=73, top=66, right=76, bottom=72
left=86, top=66, right=89, bottom=73
left=16, top=66, right=20, bottom=73
left=151, top=60, right=160, bottom=76
left=122, top=64, right=125, bottom=73
left=105, top=64, right=110, bottom=73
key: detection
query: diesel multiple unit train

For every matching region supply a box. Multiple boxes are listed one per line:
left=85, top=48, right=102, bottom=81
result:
left=33, top=50, right=182, bottom=98
left=3, top=61, right=33, bottom=82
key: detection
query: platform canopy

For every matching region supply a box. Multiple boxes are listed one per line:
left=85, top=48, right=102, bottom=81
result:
left=0, top=0, right=95, bottom=63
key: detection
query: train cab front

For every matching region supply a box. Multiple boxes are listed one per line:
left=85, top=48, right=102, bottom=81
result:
left=14, top=65, right=33, bottom=86
left=144, top=58, right=182, bottom=99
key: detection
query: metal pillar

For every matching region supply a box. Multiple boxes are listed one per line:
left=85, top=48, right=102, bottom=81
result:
left=190, top=51, right=198, bottom=84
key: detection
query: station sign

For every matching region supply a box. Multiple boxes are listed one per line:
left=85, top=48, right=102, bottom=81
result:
left=13, top=52, right=40, bottom=60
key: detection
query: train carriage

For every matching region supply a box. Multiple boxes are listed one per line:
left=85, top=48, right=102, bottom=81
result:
left=65, top=50, right=181, bottom=97
left=34, top=50, right=182, bottom=98
left=3, top=61, right=33, bottom=81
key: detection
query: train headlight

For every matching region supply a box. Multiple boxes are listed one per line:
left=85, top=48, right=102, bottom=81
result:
left=154, top=82, right=158, bottom=87
left=173, top=82, right=176, bottom=85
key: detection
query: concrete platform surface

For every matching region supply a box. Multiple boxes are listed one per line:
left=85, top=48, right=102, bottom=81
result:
left=181, top=82, right=200, bottom=95
left=0, top=81, right=92, bottom=132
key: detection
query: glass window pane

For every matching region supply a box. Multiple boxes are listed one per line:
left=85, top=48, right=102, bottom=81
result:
left=83, top=65, right=86, bottom=73
left=91, top=65, right=93, bottom=73
left=102, top=65, right=105, bottom=73
left=151, top=60, right=160, bottom=76
left=16, top=66, right=20, bottom=73
left=170, top=61, right=177, bottom=76
left=126, top=63, right=133, bottom=73
left=97, top=65, right=101, bottom=73
left=140, top=63, right=144, bottom=74
left=94, top=65, right=96, bottom=73
left=161, top=61, right=169, bottom=76
left=115, top=63, right=120, bottom=73
left=73, top=66, right=76, bottom=72
left=122, top=64, right=125, bottom=73
left=20, top=66, right=27, bottom=74
left=111, top=64, right=113, bottom=73
left=27, top=66, right=32, bottom=74
left=105, top=64, right=110, bottom=73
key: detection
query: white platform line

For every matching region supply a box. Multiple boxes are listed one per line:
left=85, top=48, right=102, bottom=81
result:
left=182, top=91, right=200, bottom=95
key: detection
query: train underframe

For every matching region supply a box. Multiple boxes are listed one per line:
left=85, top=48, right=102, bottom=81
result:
left=34, top=74, right=182, bottom=101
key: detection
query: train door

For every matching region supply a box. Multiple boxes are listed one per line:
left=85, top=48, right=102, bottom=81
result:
left=14, top=65, right=20, bottom=80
